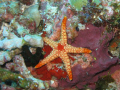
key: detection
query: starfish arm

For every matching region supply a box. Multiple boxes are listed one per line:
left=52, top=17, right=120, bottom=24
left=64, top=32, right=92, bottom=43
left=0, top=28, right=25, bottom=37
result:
left=43, top=37, right=58, bottom=48
left=35, top=50, right=58, bottom=68
left=65, top=45, right=92, bottom=54
left=60, top=16, right=67, bottom=45
left=60, top=51, right=72, bottom=80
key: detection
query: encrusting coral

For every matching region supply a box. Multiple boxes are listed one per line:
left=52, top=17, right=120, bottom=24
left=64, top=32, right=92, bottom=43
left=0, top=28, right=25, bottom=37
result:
left=58, top=24, right=119, bottom=89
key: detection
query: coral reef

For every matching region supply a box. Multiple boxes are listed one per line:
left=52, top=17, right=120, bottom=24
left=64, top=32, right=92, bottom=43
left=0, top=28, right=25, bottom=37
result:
left=0, top=0, right=43, bottom=65
left=108, top=33, right=120, bottom=58
left=19, top=0, right=34, bottom=5
left=59, top=24, right=118, bottom=89
left=0, top=0, right=120, bottom=90
left=0, top=67, right=38, bottom=89
left=35, top=16, right=92, bottom=81
left=111, top=70, right=120, bottom=90
left=69, top=0, right=88, bottom=11
left=95, top=75, right=115, bottom=90
left=0, top=0, right=45, bottom=89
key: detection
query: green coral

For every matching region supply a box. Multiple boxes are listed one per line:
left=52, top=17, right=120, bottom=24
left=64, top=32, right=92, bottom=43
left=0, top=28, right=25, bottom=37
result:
left=69, top=0, right=88, bottom=11
left=0, top=68, right=38, bottom=89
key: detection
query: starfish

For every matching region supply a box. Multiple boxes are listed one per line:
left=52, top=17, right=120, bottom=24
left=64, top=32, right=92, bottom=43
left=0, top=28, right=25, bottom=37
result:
left=35, top=16, right=92, bottom=80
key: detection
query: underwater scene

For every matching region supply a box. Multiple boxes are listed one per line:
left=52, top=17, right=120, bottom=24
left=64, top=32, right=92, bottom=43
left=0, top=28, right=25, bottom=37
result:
left=0, top=0, right=120, bottom=90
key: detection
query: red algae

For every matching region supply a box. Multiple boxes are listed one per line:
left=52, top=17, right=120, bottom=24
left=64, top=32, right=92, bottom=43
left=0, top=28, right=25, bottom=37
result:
left=110, top=42, right=118, bottom=48
left=35, top=45, right=67, bottom=80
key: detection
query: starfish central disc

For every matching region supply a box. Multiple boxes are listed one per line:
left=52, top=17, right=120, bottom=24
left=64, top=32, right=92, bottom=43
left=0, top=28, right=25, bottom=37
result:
left=57, top=43, right=64, bottom=51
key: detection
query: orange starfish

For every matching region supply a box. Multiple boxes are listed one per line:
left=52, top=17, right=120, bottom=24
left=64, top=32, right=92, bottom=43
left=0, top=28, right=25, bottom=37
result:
left=35, top=16, right=92, bottom=80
